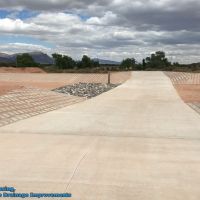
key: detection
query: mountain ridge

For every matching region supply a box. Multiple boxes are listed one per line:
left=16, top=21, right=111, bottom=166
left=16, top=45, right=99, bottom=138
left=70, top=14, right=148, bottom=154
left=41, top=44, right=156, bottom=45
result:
left=93, top=58, right=120, bottom=65
left=0, top=52, right=121, bottom=65
left=0, top=51, right=53, bottom=65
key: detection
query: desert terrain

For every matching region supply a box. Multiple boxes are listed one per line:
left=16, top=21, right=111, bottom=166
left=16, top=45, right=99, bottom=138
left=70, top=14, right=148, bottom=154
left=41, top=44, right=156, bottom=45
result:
left=165, top=72, right=200, bottom=114
left=0, top=68, right=130, bottom=95
left=0, top=69, right=130, bottom=127
left=0, top=70, right=200, bottom=200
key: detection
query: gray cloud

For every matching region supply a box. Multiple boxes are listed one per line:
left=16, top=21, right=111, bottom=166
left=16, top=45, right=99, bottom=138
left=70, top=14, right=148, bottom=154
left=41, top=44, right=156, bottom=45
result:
left=108, top=0, right=200, bottom=32
left=1, top=0, right=200, bottom=32
left=0, top=0, right=107, bottom=11
left=0, top=0, right=200, bottom=63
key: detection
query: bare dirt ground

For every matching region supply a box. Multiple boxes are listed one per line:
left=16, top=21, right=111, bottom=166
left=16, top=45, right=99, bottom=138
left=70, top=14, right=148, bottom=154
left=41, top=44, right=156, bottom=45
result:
left=0, top=67, right=46, bottom=73
left=0, top=81, right=70, bottom=95
left=165, top=71, right=200, bottom=114
left=0, top=71, right=131, bottom=95
left=174, top=84, right=200, bottom=103
left=0, top=82, right=25, bottom=95
left=165, top=72, right=200, bottom=103
left=0, top=67, right=47, bottom=94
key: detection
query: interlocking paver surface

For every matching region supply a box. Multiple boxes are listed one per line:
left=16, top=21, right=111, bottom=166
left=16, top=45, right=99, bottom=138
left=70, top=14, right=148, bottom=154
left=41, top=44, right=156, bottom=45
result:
left=0, top=87, right=85, bottom=127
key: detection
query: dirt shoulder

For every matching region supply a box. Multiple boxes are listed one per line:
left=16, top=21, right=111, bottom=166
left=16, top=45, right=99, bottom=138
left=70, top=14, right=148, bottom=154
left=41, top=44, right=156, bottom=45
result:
left=0, top=67, right=46, bottom=73
left=165, top=72, right=200, bottom=103
left=0, top=82, right=25, bottom=95
left=175, top=84, right=200, bottom=103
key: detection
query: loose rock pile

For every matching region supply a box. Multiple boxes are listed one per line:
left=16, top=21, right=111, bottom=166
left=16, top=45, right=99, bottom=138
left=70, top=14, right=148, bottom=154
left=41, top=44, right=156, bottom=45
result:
left=53, top=83, right=119, bottom=98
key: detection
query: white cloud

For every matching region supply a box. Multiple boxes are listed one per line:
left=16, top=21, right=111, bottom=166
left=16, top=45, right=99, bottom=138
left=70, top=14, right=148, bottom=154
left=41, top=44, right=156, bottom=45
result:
left=0, top=18, right=53, bottom=34
left=86, top=11, right=118, bottom=25
left=0, top=18, right=29, bottom=32
left=0, top=0, right=200, bottom=63
left=0, top=43, right=52, bottom=54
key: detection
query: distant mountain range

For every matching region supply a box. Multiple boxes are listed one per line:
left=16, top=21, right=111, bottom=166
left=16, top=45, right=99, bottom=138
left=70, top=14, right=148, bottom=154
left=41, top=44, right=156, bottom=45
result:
left=0, top=53, right=14, bottom=63
left=0, top=52, right=54, bottom=65
left=0, top=52, right=120, bottom=65
left=93, top=58, right=120, bottom=65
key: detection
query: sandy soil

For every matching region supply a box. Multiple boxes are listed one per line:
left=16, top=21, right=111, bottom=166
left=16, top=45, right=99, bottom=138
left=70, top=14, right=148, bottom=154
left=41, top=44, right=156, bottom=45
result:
left=0, top=82, right=25, bottom=95
left=0, top=72, right=131, bottom=95
left=175, top=84, right=200, bottom=103
left=0, top=67, right=46, bottom=73
left=165, top=72, right=200, bottom=103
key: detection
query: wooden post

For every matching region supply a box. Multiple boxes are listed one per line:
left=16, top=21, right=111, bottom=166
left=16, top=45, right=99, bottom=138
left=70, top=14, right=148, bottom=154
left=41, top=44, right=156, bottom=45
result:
left=108, top=70, right=111, bottom=84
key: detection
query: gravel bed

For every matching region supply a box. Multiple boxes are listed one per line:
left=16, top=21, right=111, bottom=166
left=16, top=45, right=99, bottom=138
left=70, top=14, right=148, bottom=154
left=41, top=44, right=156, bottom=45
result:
left=53, top=82, right=120, bottom=98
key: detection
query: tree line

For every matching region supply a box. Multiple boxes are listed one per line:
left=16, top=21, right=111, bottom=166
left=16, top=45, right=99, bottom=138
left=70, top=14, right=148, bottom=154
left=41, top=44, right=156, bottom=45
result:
left=120, top=51, right=172, bottom=70
left=52, top=54, right=100, bottom=69
left=14, top=51, right=184, bottom=71
left=15, top=51, right=173, bottom=68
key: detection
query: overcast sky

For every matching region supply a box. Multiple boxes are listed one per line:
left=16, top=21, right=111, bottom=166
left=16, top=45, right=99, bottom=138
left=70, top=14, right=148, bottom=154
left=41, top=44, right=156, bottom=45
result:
left=0, top=0, right=200, bottom=63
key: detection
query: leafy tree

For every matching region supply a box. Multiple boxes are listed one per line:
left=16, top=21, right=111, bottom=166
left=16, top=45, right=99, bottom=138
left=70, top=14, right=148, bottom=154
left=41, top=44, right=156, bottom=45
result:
left=76, top=60, right=82, bottom=69
left=52, top=53, right=63, bottom=68
left=62, top=55, right=76, bottom=69
left=52, top=53, right=76, bottom=69
left=120, top=58, right=136, bottom=69
left=144, top=51, right=171, bottom=68
left=52, top=53, right=101, bottom=69
left=16, top=53, right=38, bottom=67
left=81, top=55, right=92, bottom=68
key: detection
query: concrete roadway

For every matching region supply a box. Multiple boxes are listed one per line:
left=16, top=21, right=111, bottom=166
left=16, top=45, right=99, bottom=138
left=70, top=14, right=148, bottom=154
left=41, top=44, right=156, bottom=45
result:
left=0, top=72, right=200, bottom=200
